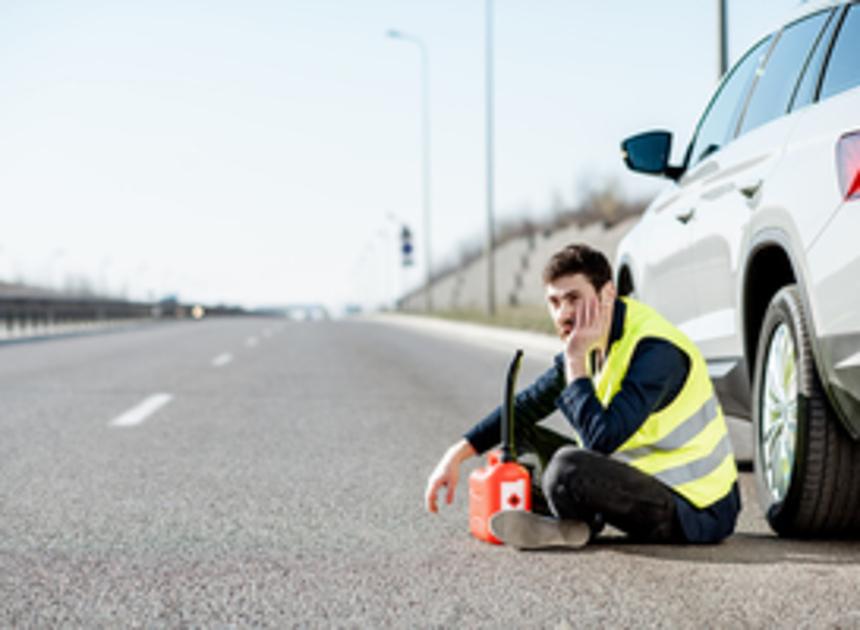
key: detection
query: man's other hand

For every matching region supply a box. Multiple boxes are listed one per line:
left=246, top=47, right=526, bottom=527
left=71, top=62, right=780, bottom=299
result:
left=425, top=439, right=477, bottom=513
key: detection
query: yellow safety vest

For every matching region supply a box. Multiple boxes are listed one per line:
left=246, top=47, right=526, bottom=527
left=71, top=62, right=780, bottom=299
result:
left=594, top=298, right=737, bottom=508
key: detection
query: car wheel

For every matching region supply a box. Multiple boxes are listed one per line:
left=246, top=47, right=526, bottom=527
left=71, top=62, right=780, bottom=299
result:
left=753, top=285, right=860, bottom=536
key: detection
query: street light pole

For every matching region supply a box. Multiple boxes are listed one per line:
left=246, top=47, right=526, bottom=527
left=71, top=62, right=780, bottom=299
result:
left=717, top=0, right=728, bottom=79
left=387, top=29, right=433, bottom=313
left=484, top=0, right=497, bottom=317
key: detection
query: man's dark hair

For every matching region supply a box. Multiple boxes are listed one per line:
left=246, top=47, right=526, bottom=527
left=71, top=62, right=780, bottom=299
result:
left=542, top=243, right=613, bottom=290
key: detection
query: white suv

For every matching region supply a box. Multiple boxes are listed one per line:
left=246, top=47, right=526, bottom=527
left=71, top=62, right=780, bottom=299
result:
left=616, top=0, right=860, bottom=536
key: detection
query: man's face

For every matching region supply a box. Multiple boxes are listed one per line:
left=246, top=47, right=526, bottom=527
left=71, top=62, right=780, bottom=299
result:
left=545, top=273, right=614, bottom=340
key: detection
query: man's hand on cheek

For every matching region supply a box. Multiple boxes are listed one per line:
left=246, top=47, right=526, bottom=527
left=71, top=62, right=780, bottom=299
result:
left=564, top=296, right=604, bottom=383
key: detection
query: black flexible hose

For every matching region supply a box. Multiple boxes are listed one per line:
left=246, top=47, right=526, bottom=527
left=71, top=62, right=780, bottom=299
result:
left=501, top=349, right=524, bottom=463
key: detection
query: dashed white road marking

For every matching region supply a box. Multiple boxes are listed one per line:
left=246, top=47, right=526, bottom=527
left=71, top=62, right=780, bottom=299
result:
left=110, top=393, right=174, bottom=428
left=246, top=336, right=259, bottom=348
left=212, top=352, right=233, bottom=367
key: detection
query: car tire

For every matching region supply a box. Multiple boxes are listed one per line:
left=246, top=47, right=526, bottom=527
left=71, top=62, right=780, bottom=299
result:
left=753, top=285, right=860, bottom=536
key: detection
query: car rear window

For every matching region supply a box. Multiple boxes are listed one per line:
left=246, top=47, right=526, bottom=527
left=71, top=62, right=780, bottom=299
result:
left=738, top=10, right=831, bottom=135
left=820, top=5, right=860, bottom=100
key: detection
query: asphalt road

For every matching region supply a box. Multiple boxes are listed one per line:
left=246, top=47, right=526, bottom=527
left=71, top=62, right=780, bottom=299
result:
left=2, top=317, right=860, bottom=628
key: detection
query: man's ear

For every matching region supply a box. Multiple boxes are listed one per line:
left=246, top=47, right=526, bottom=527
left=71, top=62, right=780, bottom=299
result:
left=600, top=282, right=617, bottom=305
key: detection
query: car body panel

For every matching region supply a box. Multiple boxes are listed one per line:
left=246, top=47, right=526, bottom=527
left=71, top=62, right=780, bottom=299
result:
left=616, top=183, right=703, bottom=328
left=683, top=112, right=799, bottom=359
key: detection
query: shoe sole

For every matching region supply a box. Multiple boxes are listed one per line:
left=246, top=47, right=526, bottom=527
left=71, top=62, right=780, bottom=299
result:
left=489, top=510, right=590, bottom=550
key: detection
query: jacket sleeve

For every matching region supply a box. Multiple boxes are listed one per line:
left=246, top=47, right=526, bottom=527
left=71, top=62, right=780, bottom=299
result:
left=463, top=355, right=565, bottom=455
left=555, top=338, right=690, bottom=454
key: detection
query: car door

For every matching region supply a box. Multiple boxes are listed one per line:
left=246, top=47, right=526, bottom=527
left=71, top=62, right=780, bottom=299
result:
left=646, top=34, right=774, bottom=337
left=685, top=9, right=835, bottom=360
left=624, top=180, right=703, bottom=327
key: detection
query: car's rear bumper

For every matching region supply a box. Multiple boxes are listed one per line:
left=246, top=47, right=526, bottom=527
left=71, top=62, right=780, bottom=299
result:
left=706, top=333, right=860, bottom=440
left=819, top=332, right=860, bottom=438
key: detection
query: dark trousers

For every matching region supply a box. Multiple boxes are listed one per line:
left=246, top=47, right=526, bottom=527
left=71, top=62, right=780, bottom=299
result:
left=515, top=422, right=684, bottom=542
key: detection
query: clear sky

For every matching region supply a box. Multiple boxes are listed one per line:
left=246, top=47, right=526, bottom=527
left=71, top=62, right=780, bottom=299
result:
left=0, top=1, right=800, bottom=310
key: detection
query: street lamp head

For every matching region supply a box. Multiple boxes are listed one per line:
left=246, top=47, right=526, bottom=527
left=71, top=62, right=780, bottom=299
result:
left=385, top=29, right=426, bottom=53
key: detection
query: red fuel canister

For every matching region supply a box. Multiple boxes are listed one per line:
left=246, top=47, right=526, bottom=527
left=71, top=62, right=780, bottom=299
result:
left=468, top=349, right=531, bottom=544
left=469, top=451, right=531, bottom=544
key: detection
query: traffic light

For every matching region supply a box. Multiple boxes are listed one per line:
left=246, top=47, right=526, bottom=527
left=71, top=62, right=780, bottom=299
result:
left=400, top=225, right=414, bottom=267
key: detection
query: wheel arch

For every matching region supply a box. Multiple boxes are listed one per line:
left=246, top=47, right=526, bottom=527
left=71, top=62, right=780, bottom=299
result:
left=616, top=262, right=635, bottom=297
left=614, top=246, right=638, bottom=298
left=741, top=237, right=797, bottom=381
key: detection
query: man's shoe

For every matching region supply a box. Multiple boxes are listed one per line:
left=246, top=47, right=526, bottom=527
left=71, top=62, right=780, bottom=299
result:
left=489, top=510, right=590, bottom=550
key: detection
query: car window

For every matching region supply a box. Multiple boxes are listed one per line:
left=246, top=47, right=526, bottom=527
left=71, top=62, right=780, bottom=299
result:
left=738, top=11, right=831, bottom=135
left=820, top=5, right=860, bottom=100
left=688, top=36, right=772, bottom=167
left=790, top=9, right=840, bottom=110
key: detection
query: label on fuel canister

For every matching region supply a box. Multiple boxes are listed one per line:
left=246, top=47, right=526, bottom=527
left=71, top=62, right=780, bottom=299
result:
left=500, top=479, right=527, bottom=511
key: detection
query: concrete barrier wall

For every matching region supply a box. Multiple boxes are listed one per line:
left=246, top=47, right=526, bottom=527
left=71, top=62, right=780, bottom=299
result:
left=401, top=216, right=639, bottom=312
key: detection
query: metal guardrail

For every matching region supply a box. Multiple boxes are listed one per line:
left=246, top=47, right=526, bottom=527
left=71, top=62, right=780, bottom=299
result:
left=0, top=297, right=153, bottom=341
left=0, top=283, right=248, bottom=341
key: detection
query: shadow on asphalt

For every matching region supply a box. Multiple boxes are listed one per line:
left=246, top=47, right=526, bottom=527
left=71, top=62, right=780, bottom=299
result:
left=529, top=533, right=860, bottom=565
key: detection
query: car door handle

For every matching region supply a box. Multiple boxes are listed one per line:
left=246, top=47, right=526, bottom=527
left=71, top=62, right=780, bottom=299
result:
left=739, top=179, right=763, bottom=200
left=675, top=208, right=696, bottom=224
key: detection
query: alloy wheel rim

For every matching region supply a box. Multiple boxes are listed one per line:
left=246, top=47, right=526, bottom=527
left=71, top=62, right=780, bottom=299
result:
left=759, top=322, right=799, bottom=503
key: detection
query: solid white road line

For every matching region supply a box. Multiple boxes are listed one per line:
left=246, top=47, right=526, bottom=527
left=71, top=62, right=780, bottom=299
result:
left=212, top=352, right=233, bottom=367
left=110, top=393, right=174, bottom=428
left=246, top=336, right=259, bottom=348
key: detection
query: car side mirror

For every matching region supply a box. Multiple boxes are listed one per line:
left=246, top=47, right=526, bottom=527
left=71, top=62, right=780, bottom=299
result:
left=621, top=131, right=682, bottom=180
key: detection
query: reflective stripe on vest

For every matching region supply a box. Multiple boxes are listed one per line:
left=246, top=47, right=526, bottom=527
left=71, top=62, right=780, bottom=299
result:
left=649, top=433, right=733, bottom=488
left=598, top=298, right=737, bottom=508
left=613, top=396, right=719, bottom=461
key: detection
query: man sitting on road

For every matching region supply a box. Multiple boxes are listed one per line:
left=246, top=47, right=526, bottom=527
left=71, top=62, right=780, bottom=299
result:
left=425, top=244, right=741, bottom=548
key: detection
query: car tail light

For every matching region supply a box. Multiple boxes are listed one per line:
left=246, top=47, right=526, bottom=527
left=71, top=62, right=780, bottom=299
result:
left=837, top=132, right=860, bottom=201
